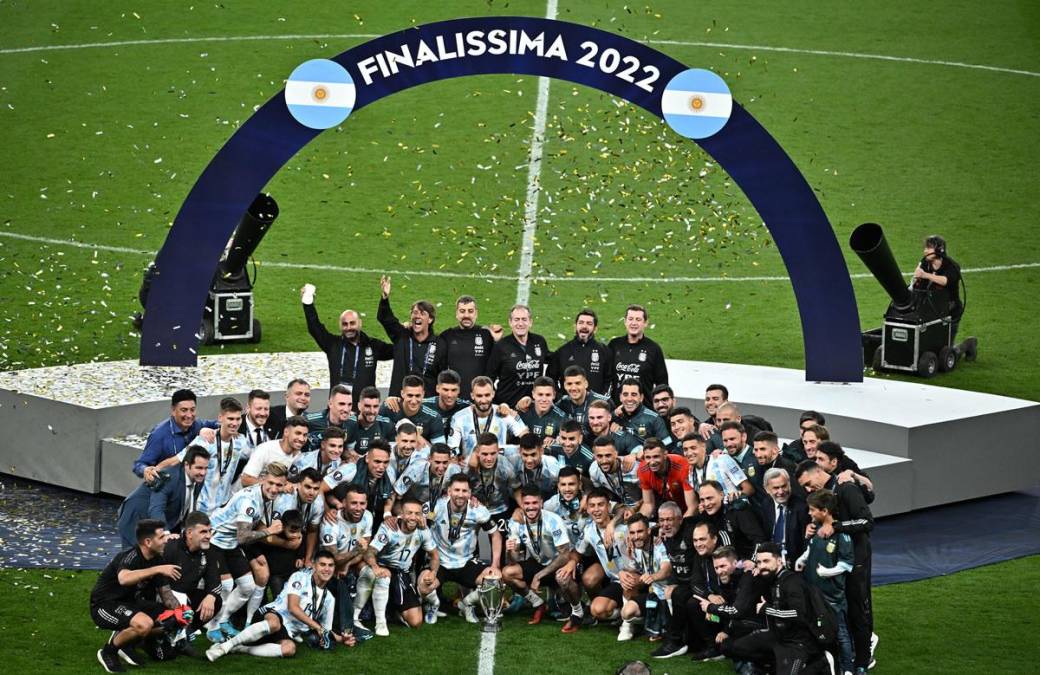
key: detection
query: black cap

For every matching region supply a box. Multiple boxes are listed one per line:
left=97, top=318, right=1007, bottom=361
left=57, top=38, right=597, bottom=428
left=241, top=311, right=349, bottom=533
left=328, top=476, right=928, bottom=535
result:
left=171, top=389, right=197, bottom=406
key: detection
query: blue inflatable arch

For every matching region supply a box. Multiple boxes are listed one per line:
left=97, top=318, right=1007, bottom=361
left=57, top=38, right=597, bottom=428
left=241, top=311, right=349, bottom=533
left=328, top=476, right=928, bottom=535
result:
left=141, top=16, right=863, bottom=383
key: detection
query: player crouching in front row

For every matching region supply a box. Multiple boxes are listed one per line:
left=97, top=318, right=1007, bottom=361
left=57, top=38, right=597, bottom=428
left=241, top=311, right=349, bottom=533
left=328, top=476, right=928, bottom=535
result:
left=205, top=549, right=355, bottom=661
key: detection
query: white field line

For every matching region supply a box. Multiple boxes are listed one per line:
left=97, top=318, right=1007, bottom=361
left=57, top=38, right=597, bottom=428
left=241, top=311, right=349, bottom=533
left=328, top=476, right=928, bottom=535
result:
left=477, top=630, right=497, bottom=675
left=1, top=32, right=1036, bottom=79
left=2, top=230, right=1038, bottom=283
left=515, top=0, right=558, bottom=306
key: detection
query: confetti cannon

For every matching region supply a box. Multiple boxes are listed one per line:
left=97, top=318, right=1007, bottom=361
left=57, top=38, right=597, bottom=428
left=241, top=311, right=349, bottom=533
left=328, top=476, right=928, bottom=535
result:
left=133, top=193, right=278, bottom=345
left=850, top=222, right=975, bottom=378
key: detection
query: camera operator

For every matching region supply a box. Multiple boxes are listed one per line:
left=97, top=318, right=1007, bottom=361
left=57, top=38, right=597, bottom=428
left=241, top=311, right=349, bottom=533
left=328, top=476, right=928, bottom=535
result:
left=912, top=234, right=963, bottom=340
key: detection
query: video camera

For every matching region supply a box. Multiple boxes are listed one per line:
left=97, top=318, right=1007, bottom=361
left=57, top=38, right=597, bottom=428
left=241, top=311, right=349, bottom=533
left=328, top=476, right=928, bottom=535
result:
left=133, top=193, right=278, bottom=345
left=850, top=222, right=975, bottom=377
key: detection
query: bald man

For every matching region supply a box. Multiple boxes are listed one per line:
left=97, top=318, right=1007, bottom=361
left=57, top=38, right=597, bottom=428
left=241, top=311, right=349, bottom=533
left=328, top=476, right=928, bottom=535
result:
left=302, top=284, right=393, bottom=407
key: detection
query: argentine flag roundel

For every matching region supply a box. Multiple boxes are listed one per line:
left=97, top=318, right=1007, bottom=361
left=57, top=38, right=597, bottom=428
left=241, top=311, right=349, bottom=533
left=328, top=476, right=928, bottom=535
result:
left=284, top=59, right=355, bottom=130
left=661, top=68, right=732, bottom=140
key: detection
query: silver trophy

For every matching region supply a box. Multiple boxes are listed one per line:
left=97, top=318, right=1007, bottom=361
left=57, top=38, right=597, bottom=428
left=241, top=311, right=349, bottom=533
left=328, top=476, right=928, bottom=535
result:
left=477, top=577, right=505, bottom=633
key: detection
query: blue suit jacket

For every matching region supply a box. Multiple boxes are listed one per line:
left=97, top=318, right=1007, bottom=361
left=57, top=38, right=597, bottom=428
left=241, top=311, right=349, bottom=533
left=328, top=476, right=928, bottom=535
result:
left=116, top=468, right=191, bottom=548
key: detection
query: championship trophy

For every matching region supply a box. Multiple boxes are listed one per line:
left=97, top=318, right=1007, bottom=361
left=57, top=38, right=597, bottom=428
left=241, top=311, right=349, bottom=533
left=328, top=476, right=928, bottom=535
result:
left=477, top=577, right=505, bottom=633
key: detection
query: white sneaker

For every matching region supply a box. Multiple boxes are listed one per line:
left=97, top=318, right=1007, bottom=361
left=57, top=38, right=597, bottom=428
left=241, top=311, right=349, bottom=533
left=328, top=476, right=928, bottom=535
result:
left=375, top=620, right=390, bottom=637
left=424, top=603, right=439, bottom=624
left=869, top=632, right=879, bottom=669
left=205, top=642, right=226, bottom=662
left=823, top=650, right=835, bottom=675
left=461, top=603, right=480, bottom=624
left=617, top=620, right=635, bottom=642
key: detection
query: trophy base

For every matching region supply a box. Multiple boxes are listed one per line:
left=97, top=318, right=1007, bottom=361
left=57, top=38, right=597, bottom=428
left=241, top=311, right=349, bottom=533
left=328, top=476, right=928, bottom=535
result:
left=481, top=621, right=502, bottom=633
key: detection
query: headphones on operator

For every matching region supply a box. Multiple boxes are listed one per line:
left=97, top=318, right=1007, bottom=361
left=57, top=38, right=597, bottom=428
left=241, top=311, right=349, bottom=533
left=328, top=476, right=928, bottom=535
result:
left=924, top=234, right=947, bottom=259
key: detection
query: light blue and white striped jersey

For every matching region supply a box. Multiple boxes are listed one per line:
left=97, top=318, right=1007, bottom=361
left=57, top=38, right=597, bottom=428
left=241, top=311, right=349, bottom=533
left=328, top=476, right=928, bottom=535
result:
left=272, top=491, right=325, bottom=533
left=290, top=450, right=341, bottom=481
left=623, top=540, right=670, bottom=596
left=447, top=408, right=527, bottom=459
left=261, top=569, right=334, bottom=638
left=319, top=511, right=373, bottom=554
left=210, top=484, right=272, bottom=550
left=589, top=459, right=643, bottom=508
left=393, top=460, right=461, bottom=512
left=506, top=450, right=561, bottom=499
left=389, top=445, right=430, bottom=478
left=369, top=522, right=436, bottom=571
left=691, top=453, right=748, bottom=499
left=180, top=434, right=248, bottom=514
left=543, top=494, right=588, bottom=546
left=506, top=510, right=571, bottom=566
left=467, top=460, right=520, bottom=515
left=430, top=497, right=492, bottom=569
left=576, top=522, right=628, bottom=581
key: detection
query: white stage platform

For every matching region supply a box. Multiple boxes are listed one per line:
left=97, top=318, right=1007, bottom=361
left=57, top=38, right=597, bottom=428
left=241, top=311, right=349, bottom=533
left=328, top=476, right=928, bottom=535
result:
left=1, top=354, right=1037, bottom=516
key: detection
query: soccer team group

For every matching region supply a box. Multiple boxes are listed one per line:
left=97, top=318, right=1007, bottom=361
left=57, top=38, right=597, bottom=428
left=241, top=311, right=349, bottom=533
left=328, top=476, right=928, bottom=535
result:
left=93, top=279, right=878, bottom=675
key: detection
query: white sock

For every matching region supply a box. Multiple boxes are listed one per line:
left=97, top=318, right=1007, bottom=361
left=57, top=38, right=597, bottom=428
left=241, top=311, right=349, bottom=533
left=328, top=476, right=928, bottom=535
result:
left=525, top=589, right=544, bottom=607
left=423, top=591, right=440, bottom=610
left=245, top=586, right=266, bottom=622
left=355, top=569, right=375, bottom=623
left=220, top=575, right=256, bottom=621
left=221, top=619, right=271, bottom=650
left=570, top=602, right=584, bottom=617
left=233, top=643, right=283, bottom=657
left=607, top=608, right=621, bottom=620
left=372, top=577, right=390, bottom=623
left=462, top=589, right=481, bottom=607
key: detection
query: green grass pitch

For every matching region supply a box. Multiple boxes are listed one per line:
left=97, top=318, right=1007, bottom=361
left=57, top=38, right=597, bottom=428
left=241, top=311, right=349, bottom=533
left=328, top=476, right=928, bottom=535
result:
left=1, top=0, right=1039, bottom=672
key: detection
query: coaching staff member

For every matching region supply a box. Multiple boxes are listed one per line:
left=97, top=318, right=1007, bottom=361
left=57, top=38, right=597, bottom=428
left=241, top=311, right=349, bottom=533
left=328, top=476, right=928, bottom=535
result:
left=609, top=304, right=668, bottom=402
left=162, top=511, right=223, bottom=640
left=430, top=294, right=502, bottom=400
left=377, top=275, right=438, bottom=397
left=133, top=389, right=216, bottom=480
left=301, top=283, right=392, bottom=405
left=118, top=446, right=210, bottom=549
left=487, top=304, right=550, bottom=407
left=548, top=308, right=613, bottom=395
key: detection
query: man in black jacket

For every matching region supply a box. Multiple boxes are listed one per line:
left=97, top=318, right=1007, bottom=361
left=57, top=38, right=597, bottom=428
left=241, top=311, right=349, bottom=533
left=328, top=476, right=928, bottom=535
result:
left=721, top=542, right=829, bottom=674
left=697, top=481, right=767, bottom=560
left=797, top=456, right=875, bottom=673
left=300, top=283, right=392, bottom=406
left=487, top=304, right=550, bottom=407
left=162, top=511, right=223, bottom=641
left=548, top=308, right=613, bottom=395
left=430, top=294, right=502, bottom=400
left=608, top=304, right=668, bottom=402
left=265, top=378, right=312, bottom=440
left=377, top=275, right=438, bottom=397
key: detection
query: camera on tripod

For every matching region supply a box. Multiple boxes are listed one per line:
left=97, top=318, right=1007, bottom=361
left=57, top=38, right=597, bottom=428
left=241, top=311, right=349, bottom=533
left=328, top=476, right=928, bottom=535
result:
left=850, top=222, right=976, bottom=378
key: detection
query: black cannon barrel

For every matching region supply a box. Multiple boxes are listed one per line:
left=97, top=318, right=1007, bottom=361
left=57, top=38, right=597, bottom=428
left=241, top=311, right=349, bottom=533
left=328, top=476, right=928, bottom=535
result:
left=849, top=222, right=913, bottom=310
left=221, top=193, right=279, bottom=275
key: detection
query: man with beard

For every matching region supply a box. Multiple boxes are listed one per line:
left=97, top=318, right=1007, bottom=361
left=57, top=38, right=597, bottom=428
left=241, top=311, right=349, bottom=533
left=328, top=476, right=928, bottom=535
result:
left=503, top=485, right=583, bottom=630
left=721, top=542, right=828, bottom=675
left=323, top=441, right=396, bottom=530
left=616, top=379, right=673, bottom=447
left=487, top=304, right=550, bottom=407
left=320, top=485, right=372, bottom=639
left=119, top=446, right=211, bottom=548
left=616, top=514, right=672, bottom=642
left=751, top=432, right=802, bottom=506
left=448, top=376, right=527, bottom=460
left=707, top=403, right=773, bottom=457
left=680, top=432, right=752, bottom=502
left=265, top=379, right=312, bottom=441
left=545, top=420, right=595, bottom=480
left=638, top=440, right=695, bottom=518
left=556, top=366, right=612, bottom=433
left=511, top=432, right=561, bottom=501
left=377, top=275, right=438, bottom=397
left=344, top=386, right=395, bottom=458
left=394, top=443, right=461, bottom=518
left=589, top=436, right=642, bottom=511
left=301, top=283, right=392, bottom=404
left=243, top=390, right=272, bottom=452
left=430, top=295, right=502, bottom=400
left=548, top=308, right=613, bottom=395
left=206, top=463, right=288, bottom=644
left=719, top=420, right=758, bottom=477
left=696, top=480, right=767, bottom=560
left=585, top=400, right=644, bottom=457
left=608, top=305, right=668, bottom=402
left=162, top=512, right=223, bottom=652
left=651, top=385, right=678, bottom=417
left=389, top=423, right=427, bottom=479
left=379, top=375, right=446, bottom=447
left=431, top=474, right=503, bottom=623
left=652, top=520, right=729, bottom=660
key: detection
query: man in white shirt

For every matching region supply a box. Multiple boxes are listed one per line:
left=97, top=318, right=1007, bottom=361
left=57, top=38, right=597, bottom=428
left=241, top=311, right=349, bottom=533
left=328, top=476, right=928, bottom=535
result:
left=242, top=416, right=310, bottom=487
left=447, top=376, right=527, bottom=460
